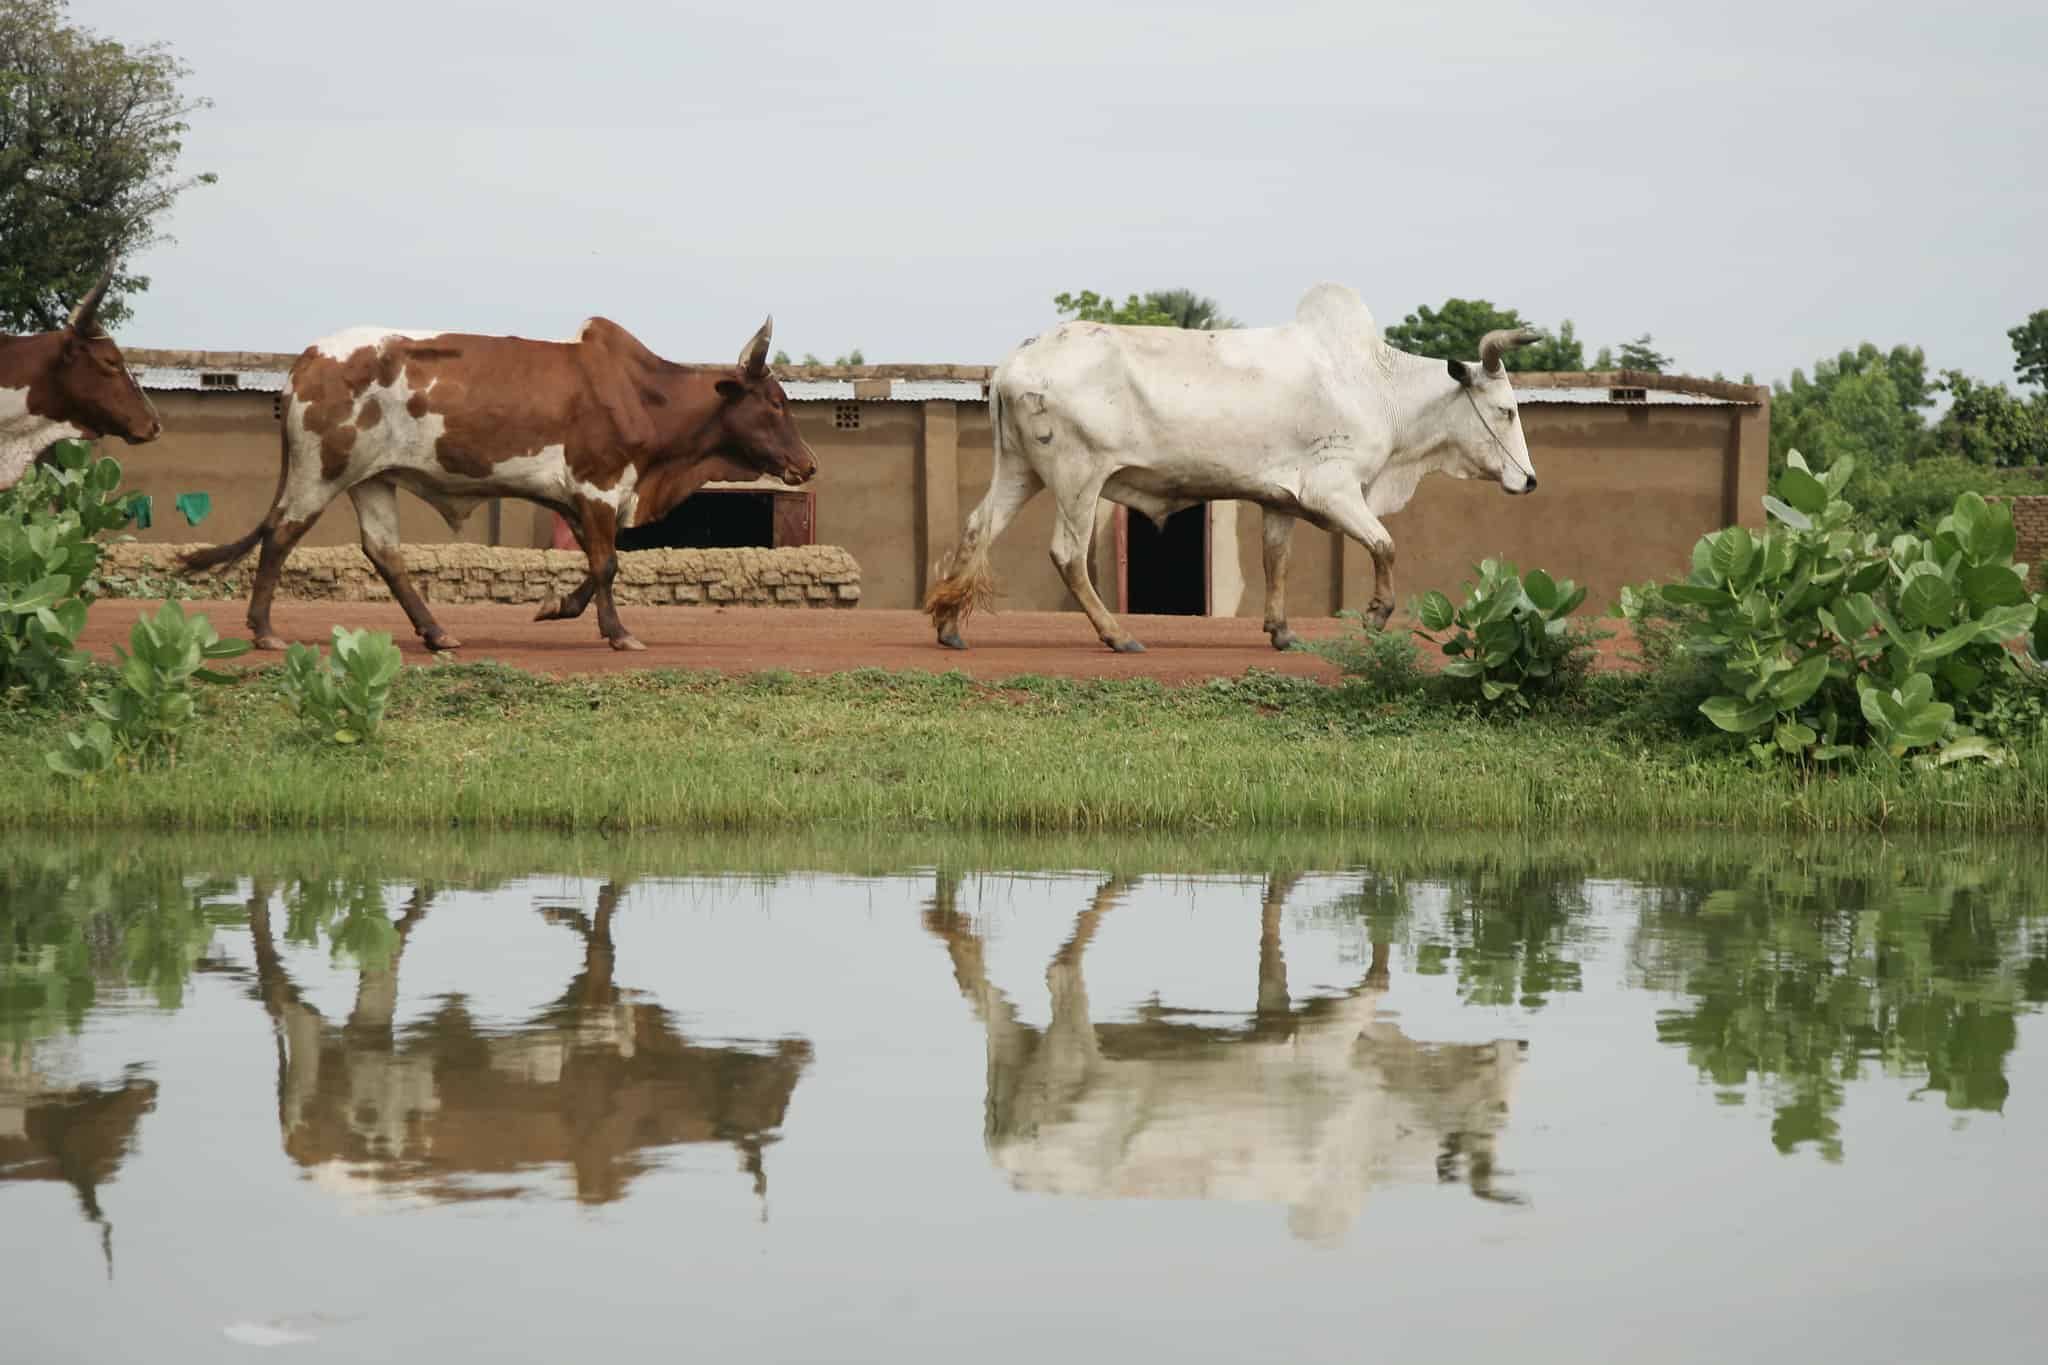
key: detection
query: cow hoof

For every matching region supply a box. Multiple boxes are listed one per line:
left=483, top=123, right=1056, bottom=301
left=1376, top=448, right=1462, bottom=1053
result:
left=1367, top=606, right=1395, bottom=630
left=610, top=635, right=647, bottom=652
left=1109, top=638, right=1147, bottom=654
left=937, top=629, right=968, bottom=651
left=254, top=634, right=288, bottom=652
left=534, top=597, right=561, bottom=622
left=425, top=633, right=462, bottom=652
left=1268, top=628, right=1298, bottom=652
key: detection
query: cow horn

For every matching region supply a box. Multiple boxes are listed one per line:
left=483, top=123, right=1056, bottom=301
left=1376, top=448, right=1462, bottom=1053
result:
left=739, top=315, right=772, bottom=379
left=1478, top=326, right=1543, bottom=376
left=67, top=262, right=115, bottom=335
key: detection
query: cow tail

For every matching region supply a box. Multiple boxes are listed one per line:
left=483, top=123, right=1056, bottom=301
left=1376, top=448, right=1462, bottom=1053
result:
left=176, top=395, right=291, bottom=577
left=920, top=382, right=1001, bottom=626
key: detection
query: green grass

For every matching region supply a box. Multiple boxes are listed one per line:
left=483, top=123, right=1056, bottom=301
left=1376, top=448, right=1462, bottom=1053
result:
left=3, top=661, right=2045, bottom=834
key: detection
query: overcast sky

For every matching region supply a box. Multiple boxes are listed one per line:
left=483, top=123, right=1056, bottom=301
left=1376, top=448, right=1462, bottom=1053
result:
left=82, top=0, right=2047, bottom=389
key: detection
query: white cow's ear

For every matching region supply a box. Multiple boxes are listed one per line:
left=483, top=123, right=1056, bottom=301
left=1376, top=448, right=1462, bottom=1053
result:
left=1447, top=358, right=1473, bottom=387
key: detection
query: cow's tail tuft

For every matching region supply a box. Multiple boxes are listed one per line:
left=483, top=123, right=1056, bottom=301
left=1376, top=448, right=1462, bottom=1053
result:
left=177, top=398, right=291, bottom=577
left=921, top=385, right=1002, bottom=629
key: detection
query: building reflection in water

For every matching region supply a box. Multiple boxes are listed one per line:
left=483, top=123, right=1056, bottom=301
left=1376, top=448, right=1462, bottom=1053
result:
left=245, top=878, right=813, bottom=1208
left=924, top=872, right=1526, bottom=1244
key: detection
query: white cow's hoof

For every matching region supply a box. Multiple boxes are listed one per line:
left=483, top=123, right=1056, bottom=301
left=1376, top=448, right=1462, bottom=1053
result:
left=1110, top=638, right=1147, bottom=654
left=610, top=635, right=647, bottom=652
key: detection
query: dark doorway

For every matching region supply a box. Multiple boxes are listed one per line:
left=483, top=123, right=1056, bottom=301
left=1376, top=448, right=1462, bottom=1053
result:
left=618, top=491, right=773, bottom=551
left=1125, top=504, right=1207, bottom=615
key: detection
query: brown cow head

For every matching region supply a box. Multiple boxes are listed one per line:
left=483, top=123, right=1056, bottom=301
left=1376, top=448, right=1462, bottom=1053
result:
left=708, top=317, right=817, bottom=487
left=46, top=267, right=162, bottom=444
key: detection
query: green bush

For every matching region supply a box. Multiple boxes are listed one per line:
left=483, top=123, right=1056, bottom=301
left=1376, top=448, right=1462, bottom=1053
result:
left=47, top=601, right=251, bottom=778
left=1, top=441, right=142, bottom=699
left=282, top=626, right=404, bottom=745
left=1416, top=559, right=1594, bottom=710
left=1306, top=610, right=1428, bottom=699
left=1626, top=450, right=2042, bottom=764
left=1856, top=456, right=2047, bottom=542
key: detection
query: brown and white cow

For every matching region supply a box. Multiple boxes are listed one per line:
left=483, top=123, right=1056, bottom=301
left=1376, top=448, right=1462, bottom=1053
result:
left=180, top=315, right=817, bottom=651
left=0, top=266, right=163, bottom=491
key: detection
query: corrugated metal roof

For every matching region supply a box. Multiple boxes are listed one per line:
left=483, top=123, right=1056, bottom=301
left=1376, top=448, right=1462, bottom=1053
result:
left=786, top=379, right=985, bottom=402
left=134, top=367, right=288, bottom=393
left=1517, top=389, right=1740, bottom=407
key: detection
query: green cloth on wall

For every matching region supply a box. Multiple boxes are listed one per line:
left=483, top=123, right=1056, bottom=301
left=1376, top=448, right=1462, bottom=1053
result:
left=174, top=492, right=211, bottom=527
left=130, top=494, right=152, bottom=529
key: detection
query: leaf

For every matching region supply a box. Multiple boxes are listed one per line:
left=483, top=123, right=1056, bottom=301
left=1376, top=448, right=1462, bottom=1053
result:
left=1898, top=573, right=1957, bottom=629
left=1918, top=619, right=1985, bottom=661
left=1442, top=658, right=1484, bottom=679
left=1522, top=569, right=1559, bottom=612
left=1973, top=603, right=2037, bottom=644
left=1662, top=583, right=1732, bottom=608
left=1892, top=699, right=1953, bottom=752
left=1710, top=529, right=1758, bottom=585
left=1774, top=719, right=1817, bottom=753
left=1771, top=653, right=1831, bottom=708
left=1777, top=467, right=1829, bottom=516
left=1763, top=496, right=1812, bottom=531
left=1418, top=591, right=1455, bottom=632
left=1934, top=735, right=2005, bottom=766
left=1700, top=695, right=1777, bottom=733
left=1960, top=562, right=2026, bottom=610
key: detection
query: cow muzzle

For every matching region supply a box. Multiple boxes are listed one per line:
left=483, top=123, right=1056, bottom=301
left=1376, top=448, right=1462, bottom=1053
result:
left=1503, top=475, right=1537, bottom=496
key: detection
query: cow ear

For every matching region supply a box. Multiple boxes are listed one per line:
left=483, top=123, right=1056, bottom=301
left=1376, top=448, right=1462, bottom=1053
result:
left=1447, top=358, right=1472, bottom=387
left=715, top=379, right=746, bottom=401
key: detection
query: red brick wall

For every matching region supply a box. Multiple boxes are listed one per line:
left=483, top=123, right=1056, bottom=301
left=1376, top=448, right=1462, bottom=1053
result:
left=1992, top=496, right=2048, bottom=592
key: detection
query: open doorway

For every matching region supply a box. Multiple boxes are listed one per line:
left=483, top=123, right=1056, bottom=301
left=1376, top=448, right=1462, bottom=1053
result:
left=617, top=491, right=774, bottom=551
left=1121, top=504, right=1208, bottom=615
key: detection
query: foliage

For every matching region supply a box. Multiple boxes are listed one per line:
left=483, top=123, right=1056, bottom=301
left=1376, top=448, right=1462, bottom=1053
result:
left=1415, top=559, right=1593, bottom=710
left=47, top=600, right=249, bottom=777
left=1630, top=451, right=2042, bottom=765
left=1052, top=290, right=1177, bottom=327
left=0, top=0, right=214, bottom=331
left=1136, top=288, right=1239, bottom=331
left=1384, top=299, right=1583, bottom=371
left=1770, top=343, right=1936, bottom=473
left=1855, top=457, right=2048, bottom=541
left=1, top=440, right=138, bottom=699
left=282, top=626, right=404, bottom=745
left=2010, top=310, right=2048, bottom=392
left=1305, top=611, right=1427, bottom=699
left=1926, top=370, right=2048, bottom=468
left=1594, top=334, right=1673, bottom=373
left=771, top=348, right=864, bottom=366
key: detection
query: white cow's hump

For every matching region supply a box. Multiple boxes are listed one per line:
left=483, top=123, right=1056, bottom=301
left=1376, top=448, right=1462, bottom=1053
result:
left=1293, top=282, right=1382, bottom=351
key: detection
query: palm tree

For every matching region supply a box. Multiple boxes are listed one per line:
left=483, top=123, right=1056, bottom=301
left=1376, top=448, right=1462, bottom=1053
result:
left=1143, top=289, right=1240, bottom=331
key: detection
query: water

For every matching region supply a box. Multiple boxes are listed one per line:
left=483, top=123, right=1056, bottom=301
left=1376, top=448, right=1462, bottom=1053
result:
left=4, top=834, right=2046, bottom=1362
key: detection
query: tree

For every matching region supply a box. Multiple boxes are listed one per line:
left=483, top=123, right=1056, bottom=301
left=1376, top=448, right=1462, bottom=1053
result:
left=1052, top=290, right=1179, bottom=327
left=1139, top=288, right=1239, bottom=331
left=771, top=348, right=864, bottom=366
left=1769, top=343, right=1935, bottom=471
left=0, top=0, right=213, bottom=333
left=1927, top=370, right=2048, bottom=468
left=1598, top=334, right=1673, bottom=373
left=1383, top=298, right=1584, bottom=371
left=2009, top=310, right=2048, bottom=391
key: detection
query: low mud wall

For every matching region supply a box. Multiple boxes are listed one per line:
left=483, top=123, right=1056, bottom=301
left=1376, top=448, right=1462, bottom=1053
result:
left=100, top=543, right=863, bottom=607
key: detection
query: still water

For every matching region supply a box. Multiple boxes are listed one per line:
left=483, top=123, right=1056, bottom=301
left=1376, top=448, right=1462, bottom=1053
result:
left=4, top=833, right=2046, bottom=1362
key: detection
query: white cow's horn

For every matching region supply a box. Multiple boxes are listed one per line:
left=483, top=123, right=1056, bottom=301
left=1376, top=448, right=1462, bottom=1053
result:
left=67, top=262, right=115, bottom=335
left=1479, top=326, right=1543, bottom=376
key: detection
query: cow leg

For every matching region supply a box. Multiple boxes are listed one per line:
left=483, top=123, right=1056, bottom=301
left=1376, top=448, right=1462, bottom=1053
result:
left=1048, top=472, right=1140, bottom=652
left=246, top=515, right=321, bottom=650
left=1301, top=480, right=1397, bottom=629
left=536, top=500, right=641, bottom=649
left=347, top=480, right=460, bottom=651
left=1261, top=507, right=1299, bottom=650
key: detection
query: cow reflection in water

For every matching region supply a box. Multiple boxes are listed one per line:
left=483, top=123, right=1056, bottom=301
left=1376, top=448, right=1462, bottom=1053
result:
left=1, top=1051, right=155, bottom=1274
left=925, top=873, right=1525, bottom=1244
left=246, top=879, right=811, bottom=1206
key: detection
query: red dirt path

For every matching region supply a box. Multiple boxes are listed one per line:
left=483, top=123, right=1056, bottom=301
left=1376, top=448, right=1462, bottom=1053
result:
left=78, top=600, right=1640, bottom=683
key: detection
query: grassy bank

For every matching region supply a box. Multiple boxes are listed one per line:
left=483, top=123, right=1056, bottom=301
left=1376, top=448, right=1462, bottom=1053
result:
left=3, top=662, right=2045, bottom=834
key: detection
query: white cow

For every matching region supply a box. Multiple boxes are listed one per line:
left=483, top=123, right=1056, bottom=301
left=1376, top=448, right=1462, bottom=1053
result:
left=924, top=283, right=1544, bottom=652
left=924, top=873, right=1526, bottom=1245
